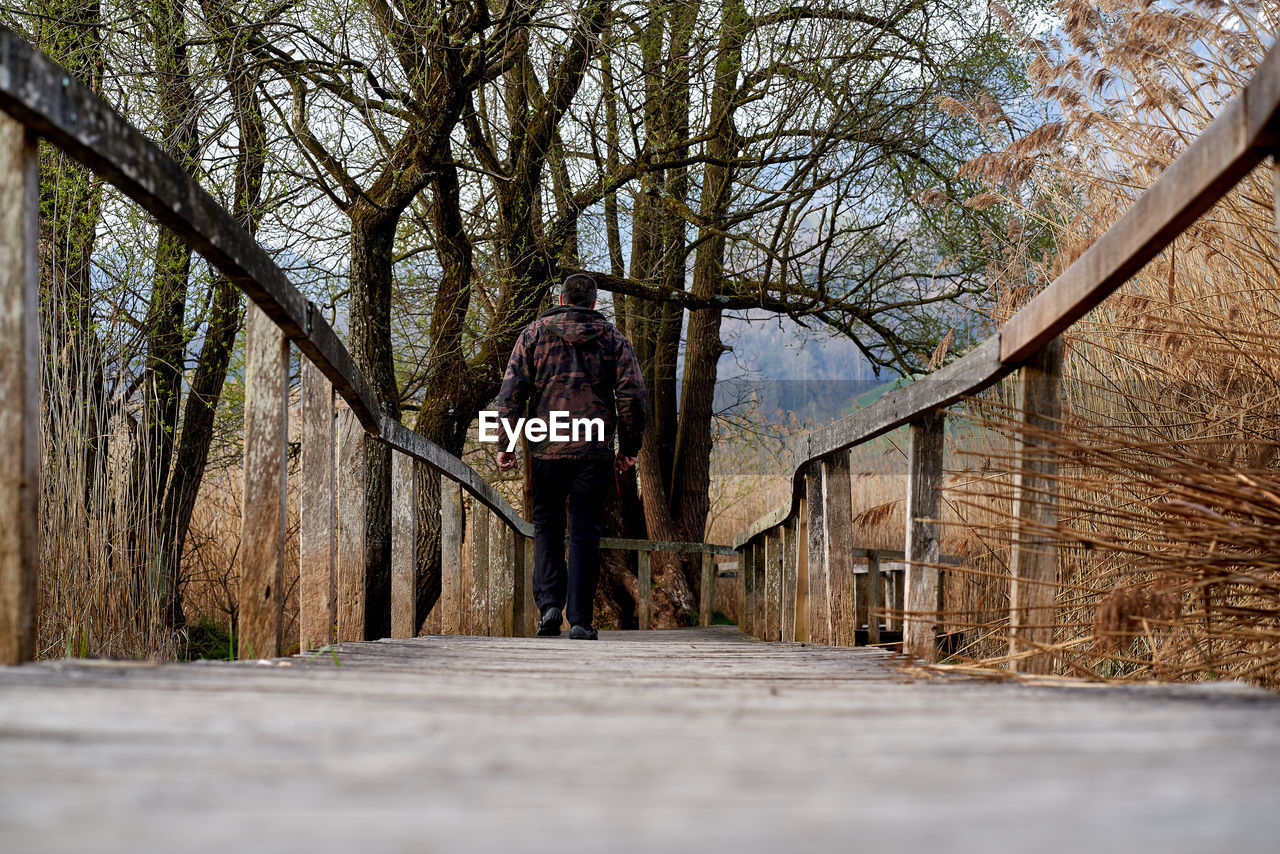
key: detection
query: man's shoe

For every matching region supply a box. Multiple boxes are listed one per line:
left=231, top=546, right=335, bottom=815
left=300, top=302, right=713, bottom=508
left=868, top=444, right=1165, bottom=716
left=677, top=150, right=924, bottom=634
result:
left=537, top=606, right=562, bottom=637
left=569, top=624, right=598, bottom=641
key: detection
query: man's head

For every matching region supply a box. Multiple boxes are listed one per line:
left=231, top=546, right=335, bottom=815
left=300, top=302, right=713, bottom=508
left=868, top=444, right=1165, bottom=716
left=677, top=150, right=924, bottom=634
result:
left=559, top=273, right=598, bottom=308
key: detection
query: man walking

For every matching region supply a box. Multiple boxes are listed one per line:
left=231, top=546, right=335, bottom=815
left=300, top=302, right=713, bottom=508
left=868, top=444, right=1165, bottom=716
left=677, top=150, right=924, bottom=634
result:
left=494, top=273, right=647, bottom=640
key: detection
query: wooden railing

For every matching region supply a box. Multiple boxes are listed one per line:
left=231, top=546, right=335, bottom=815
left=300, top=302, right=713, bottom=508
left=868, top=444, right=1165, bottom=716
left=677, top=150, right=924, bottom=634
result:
left=730, top=42, right=1280, bottom=672
left=0, top=31, right=727, bottom=664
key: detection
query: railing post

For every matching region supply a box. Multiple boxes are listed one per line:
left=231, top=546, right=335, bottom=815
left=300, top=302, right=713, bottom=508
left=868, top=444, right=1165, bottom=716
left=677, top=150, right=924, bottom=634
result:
left=821, top=452, right=857, bottom=646
left=0, top=117, right=39, bottom=666
left=747, top=540, right=757, bottom=635
left=390, top=450, right=417, bottom=638
left=864, top=551, right=881, bottom=645
left=440, top=477, right=463, bottom=634
left=299, top=360, right=335, bottom=652
left=239, top=303, right=288, bottom=660
left=335, top=407, right=367, bottom=642
left=471, top=501, right=490, bottom=636
left=781, top=516, right=798, bottom=642
left=738, top=544, right=753, bottom=636
left=1008, top=336, right=1064, bottom=674
left=891, top=567, right=906, bottom=631
left=522, top=537, right=536, bottom=635
left=699, top=552, right=715, bottom=626
left=804, top=467, right=829, bottom=644
left=904, top=412, right=945, bottom=661
left=512, top=534, right=531, bottom=637
left=794, top=502, right=809, bottom=642
left=637, top=550, right=652, bottom=630
left=765, top=529, right=781, bottom=641
left=488, top=513, right=505, bottom=636
left=496, top=521, right=514, bottom=636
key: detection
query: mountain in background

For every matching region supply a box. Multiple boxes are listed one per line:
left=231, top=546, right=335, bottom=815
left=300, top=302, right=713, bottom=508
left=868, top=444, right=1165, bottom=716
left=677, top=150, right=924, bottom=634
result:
left=713, top=312, right=899, bottom=424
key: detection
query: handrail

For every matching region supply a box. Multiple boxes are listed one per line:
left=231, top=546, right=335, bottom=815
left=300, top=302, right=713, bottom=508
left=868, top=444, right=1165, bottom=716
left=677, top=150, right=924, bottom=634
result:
left=0, top=29, right=743, bottom=661
left=0, top=29, right=536, bottom=535
left=731, top=41, right=1280, bottom=552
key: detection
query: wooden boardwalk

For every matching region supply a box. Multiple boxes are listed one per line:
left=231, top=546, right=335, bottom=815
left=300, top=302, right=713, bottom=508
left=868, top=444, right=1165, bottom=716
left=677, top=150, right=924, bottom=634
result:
left=2, top=627, right=1279, bottom=853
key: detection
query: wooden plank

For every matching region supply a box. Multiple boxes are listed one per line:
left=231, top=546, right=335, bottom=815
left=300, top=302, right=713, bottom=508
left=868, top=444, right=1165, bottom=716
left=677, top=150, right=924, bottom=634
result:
left=821, top=453, right=857, bottom=647
left=390, top=451, right=417, bottom=639
left=381, top=419, right=530, bottom=538
left=764, top=529, right=781, bottom=642
left=903, top=413, right=945, bottom=661
left=864, top=552, right=881, bottom=645
left=780, top=517, right=798, bottom=643
left=794, top=503, right=809, bottom=642
left=738, top=544, right=753, bottom=636
left=439, top=477, right=463, bottom=635
left=523, top=537, right=535, bottom=636
left=298, top=359, right=335, bottom=652
left=699, top=552, right=715, bottom=627
left=470, top=503, right=490, bottom=637
left=0, top=116, right=38, bottom=666
left=239, top=303, right=288, bottom=661
left=487, top=514, right=503, bottom=636
left=335, top=407, right=367, bottom=643
left=599, top=537, right=735, bottom=555
left=891, top=569, right=906, bottom=631
left=459, top=498, right=473, bottom=634
left=804, top=467, right=829, bottom=645
left=4, top=627, right=1280, bottom=854
left=752, top=539, right=766, bottom=639
left=1008, top=338, right=1064, bottom=675
left=512, top=535, right=530, bottom=637
left=637, top=551, right=652, bottom=630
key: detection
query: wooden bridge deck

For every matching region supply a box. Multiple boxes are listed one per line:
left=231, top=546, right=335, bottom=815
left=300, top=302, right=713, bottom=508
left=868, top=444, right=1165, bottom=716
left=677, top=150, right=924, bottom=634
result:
left=2, top=627, right=1279, bottom=853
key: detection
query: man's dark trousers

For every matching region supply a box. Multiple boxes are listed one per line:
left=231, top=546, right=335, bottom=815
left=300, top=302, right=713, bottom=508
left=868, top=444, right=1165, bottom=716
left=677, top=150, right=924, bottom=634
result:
left=531, top=456, right=613, bottom=628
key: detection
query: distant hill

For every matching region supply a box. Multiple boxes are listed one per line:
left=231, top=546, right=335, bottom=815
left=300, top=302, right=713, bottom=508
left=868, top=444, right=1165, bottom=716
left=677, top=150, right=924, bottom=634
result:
left=712, top=312, right=901, bottom=423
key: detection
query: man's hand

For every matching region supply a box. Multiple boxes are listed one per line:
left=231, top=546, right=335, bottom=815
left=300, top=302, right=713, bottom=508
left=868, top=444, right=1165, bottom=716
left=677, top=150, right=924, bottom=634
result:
left=615, top=454, right=636, bottom=473
left=497, top=451, right=519, bottom=471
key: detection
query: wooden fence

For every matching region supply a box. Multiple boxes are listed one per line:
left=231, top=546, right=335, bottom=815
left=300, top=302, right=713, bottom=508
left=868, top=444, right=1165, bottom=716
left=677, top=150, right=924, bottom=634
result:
left=729, top=42, right=1280, bottom=673
left=0, top=30, right=725, bottom=664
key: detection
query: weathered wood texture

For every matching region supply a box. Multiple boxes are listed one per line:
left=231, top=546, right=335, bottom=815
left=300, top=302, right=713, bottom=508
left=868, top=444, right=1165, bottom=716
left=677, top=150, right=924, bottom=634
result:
left=699, top=553, right=715, bottom=626
left=2, top=629, right=1279, bottom=854
left=390, top=451, right=417, bottom=639
left=512, top=535, right=531, bottom=637
left=904, top=413, right=945, bottom=661
left=600, top=537, right=734, bottom=555
left=804, top=468, right=829, bottom=645
left=747, top=540, right=757, bottom=635
left=470, top=502, right=490, bottom=637
left=439, top=477, right=463, bottom=635
left=637, top=550, right=652, bottom=631
left=794, top=504, right=809, bottom=642
left=0, top=116, right=38, bottom=665
left=764, top=529, right=781, bottom=642
left=488, top=514, right=504, bottom=636
left=1008, top=338, right=1064, bottom=675
left=335, top=408, right=367, bottom=643
left=863, top=551, right=882, bottom=645
left=239, top=304, right=288, bottom=660
left=821, top=453, right=857, bottom=646
left=298, top=360, right=335, bottom=652
left=780, top=518, right=798, bottom=642
left=738, top=544, right=754, bottom=637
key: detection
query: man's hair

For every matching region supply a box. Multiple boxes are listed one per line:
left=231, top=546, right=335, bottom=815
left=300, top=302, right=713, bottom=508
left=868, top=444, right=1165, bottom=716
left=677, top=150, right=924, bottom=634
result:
left=561, top=273, right=598, bottom=307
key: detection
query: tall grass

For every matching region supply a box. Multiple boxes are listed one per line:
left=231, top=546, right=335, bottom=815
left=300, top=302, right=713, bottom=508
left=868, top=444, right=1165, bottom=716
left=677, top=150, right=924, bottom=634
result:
left=927, top=0, right=1280, bottom=687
